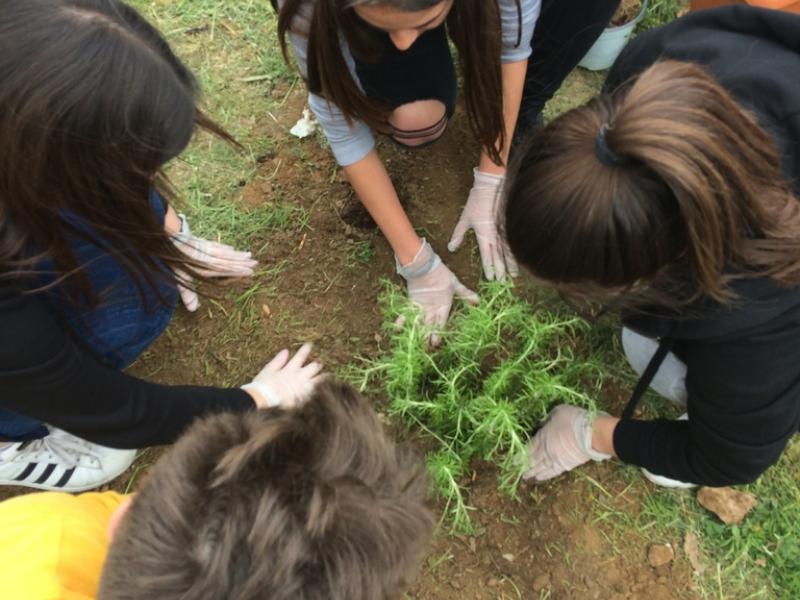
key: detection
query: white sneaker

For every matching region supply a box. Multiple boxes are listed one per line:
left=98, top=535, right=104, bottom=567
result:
left=641, top=413, right=697, bottom=489
left=0, top=428, right=136, bottom=492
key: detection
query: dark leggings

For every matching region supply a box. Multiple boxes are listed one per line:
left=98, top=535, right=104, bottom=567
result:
left=516, top=0, right=621, bottom=140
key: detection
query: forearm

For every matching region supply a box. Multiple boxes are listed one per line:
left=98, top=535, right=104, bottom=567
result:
left=479, top=59, right=528, bottom=175
left=343, top=149, right=422, bottom=265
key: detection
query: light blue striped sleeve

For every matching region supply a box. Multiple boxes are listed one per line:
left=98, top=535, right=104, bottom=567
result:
left=499, top=0, right=541, bottom=63
left=284, top=1, right=375, bottom=166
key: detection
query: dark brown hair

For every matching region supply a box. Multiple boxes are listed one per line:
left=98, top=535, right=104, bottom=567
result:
left=0, top=0, right=236, bottom=307
left=98, top=380, right=434, bottom=600
left=272, top=0, right=516, bottom=165
left=504, top=60, right=800, bottom=310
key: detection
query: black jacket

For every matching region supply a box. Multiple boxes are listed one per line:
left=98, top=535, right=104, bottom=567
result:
left=607, top=6, right=800, bottom=485
left=0, top=285, right=254, bottom=449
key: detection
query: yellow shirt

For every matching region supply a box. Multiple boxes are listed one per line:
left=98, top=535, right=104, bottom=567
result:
left=0, top=491, right=127, bottom=600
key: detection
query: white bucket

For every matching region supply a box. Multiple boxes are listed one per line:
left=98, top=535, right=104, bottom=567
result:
left=578, top=0, right=649, bottom=71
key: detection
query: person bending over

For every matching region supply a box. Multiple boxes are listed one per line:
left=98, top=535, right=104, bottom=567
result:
left=270, top=0, right=620, bottom=343
left=504, top=6, right=800, bottom=488
left=0, top=380, right=434, bottom=600
left=0, top=0, right=320, bottom=492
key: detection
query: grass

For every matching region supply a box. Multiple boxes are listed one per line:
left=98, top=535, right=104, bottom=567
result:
left=353, top=281, right=609, bottom=532
left=129, top=0, right=297, bottom=246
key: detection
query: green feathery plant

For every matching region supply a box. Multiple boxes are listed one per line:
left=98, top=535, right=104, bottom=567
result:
left=354, top=280, right=608, bottom=533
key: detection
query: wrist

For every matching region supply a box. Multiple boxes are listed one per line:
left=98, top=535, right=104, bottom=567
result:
left=395, top=235, right=425, bottom=268
left=241, top=382, right=281, bottom=409
left=591, top=415, right=619, bottom=458
left=396, top=238, right=440, bottom=280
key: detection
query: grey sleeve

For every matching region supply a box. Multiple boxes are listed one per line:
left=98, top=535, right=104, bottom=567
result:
left=499, top=0, right=541, bottom=63
left=283, top=2, right=375, bottom=166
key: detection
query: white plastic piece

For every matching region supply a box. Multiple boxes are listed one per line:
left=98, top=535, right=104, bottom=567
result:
left=289, top=108, right=319, bottom=138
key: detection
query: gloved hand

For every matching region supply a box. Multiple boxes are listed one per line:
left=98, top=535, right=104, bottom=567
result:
left=523, top=404, right=611, bottom=482
left=171, top=214, right=258, bottom=311
left=397, top=239, right=479, bottom=346
left=448, top=168, right=519, bottom=281
left=242, top=343, right=323, bottom=409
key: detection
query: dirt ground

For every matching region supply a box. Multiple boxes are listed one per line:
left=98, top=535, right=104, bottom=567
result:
left=3, top=77, right=699, bottom=598
left=143, top=84, right=698, bottom=598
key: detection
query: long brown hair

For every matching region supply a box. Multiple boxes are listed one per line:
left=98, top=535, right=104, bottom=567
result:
left=504, top=60, right=800, bottom=310
left=272, top=0, right=516, bottom=165
left=99, top=380, right=434, bottom=600
left=0, top=0, right=237, bottom=307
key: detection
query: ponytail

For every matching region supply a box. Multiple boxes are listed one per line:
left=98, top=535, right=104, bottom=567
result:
left=504, top=60, right=800, bottom=308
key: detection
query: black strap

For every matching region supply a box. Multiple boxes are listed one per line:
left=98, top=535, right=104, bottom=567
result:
left=621, top=337, right=675, bottom=421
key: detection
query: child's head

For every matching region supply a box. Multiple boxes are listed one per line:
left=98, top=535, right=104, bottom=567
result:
left=504, top=60, right=800, bottom=310
left=98, top=380, right=434, bottom=600
left=0, top=0, right=232, bottom=304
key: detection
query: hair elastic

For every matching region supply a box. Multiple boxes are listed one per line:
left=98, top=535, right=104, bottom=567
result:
left=595, top=123, right=629, bottom=167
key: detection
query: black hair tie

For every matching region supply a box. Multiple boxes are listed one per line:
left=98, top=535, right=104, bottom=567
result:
left=595, top=123, right=629, bottom=167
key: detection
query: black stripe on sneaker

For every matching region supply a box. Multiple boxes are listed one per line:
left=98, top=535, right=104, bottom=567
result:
left=34, top=463, right=57, bottom=485
left=54, top=467, right=76, bottom=489
left=14, top=462, right=37, bottom=482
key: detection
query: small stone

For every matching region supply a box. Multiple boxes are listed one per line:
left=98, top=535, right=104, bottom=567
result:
left=648, top=543, right=675, bottom=568
left=533, top=573, right=551, bottom=592
left=755, top=558, right=767, bottom=568
left=487, top=578, right=499, bottom=588
left=502, top=553, right=515, bottom=563
left=683, top=532, right=705, bottom=574
left=697, top=487, right=758, bottom=525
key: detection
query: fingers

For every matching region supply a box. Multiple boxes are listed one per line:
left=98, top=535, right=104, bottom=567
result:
left=175, top=270, right=200, bottom=312
left=303, top=361, right=323, bottom=380
left=476, top=236, right=496, bottom=281
left=287, top=342, right=314, bottom=369
left=447, top=217, right=469, bottom=253
left=523, top=433, right=545, bottom=481
left=178, top=285, right=199, bottom=312
left=453, top=281, right=480, bottom=305
left=264, top=348, right=291, bottom=372
left=504, top=245, right=519, bottom=278
left=491, top=242, right=506, bottom=281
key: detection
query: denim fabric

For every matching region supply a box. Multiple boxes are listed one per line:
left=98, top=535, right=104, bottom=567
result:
left=0, top=192, right=178, bottom=441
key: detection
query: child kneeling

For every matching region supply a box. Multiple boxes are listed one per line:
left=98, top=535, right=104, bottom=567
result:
left=0, top=381, right=434, bottom=599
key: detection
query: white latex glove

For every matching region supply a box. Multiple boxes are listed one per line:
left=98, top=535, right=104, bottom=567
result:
left=523, top=404, right=611, bottom=482
left=448, top=168, right=519, bottom=281
left=171, top=214, right=258, bottom=311
left=242, top=343, right=323, bottom=409
left=397, top=239, right=479, bottom=346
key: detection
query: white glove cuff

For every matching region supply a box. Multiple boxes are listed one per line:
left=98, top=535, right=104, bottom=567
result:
left=576, top=410, right=612, bottom=462
left=396, top=239, right=442, bottom=280
left=241, top=382, right=281, bottom=408
left=174, top=213, right=191, bottom=238
left=473, top=167, right=506, bottom=189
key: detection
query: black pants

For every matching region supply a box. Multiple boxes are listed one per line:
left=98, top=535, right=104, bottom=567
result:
left=516, top=0, right=621, bottom=139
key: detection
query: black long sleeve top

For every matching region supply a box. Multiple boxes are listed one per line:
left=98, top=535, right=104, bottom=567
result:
left=0, top=285, right=254, bottom=449
left=606, top=6, right=800, bottom=485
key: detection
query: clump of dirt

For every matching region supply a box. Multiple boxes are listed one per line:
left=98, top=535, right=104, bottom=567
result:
left=610, top=0, right=644, bottom=26
left=697, top=486, right=758, bottom=525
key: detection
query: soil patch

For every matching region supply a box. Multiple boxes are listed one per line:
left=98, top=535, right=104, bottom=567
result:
left=611, top=0, right=644, bottom=26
